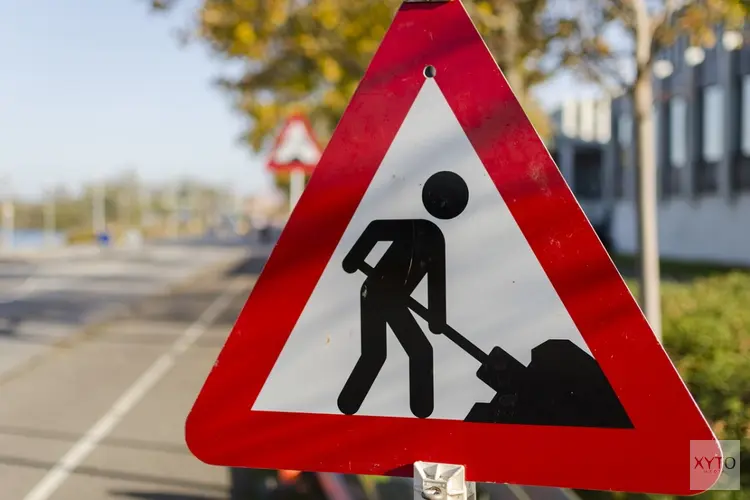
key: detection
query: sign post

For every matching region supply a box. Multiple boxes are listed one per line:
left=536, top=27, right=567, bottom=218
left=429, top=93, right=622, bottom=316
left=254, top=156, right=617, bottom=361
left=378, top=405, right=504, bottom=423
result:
left=288, top=167, right=306, bottom=213
left=264, top=114, right=322, bottom=214
left=187, top=0, right=721, bottom=496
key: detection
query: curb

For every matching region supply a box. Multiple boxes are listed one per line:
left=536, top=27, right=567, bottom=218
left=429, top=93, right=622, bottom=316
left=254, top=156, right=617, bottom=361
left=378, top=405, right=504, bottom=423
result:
left=0, top=248, right=251, bottom=388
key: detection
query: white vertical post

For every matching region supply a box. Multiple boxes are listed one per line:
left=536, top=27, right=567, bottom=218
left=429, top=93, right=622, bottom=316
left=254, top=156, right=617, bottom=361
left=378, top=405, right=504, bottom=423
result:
left=44, top=185, right=56, bottom=247
left=289, top=168, right=306, bottom=213
left=92, top=181, right=106, bottom=234
left=166, top=182, right=179, bottom=239
left=414, top=462, right=476, bottom=500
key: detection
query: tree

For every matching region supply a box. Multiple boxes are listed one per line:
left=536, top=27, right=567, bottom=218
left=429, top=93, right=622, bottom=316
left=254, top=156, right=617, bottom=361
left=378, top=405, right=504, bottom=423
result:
left=152, top=0, right=560, bottom=151
left=549, top=0, right=746, bottom=340
left=147, top=0, right=565, bottom=205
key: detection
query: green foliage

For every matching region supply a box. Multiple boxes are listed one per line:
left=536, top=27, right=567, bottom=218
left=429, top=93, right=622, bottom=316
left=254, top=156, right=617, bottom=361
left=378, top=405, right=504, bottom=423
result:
left=661, top=274, right=750, bottom=445
left=140, top=0, right=566, bottom=191
left=579, top=271, right=750, bottom=500
left=180, top=0, right=561, bottom=156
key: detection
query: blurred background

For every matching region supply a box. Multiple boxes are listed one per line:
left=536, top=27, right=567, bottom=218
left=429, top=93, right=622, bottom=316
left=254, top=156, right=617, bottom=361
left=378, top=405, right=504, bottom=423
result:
left=0, top=0, right=748, bottom=499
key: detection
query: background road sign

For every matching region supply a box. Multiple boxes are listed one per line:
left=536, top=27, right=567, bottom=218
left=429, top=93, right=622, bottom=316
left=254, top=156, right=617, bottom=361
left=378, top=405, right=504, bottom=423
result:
left=265, top=114, right=322, bottom=175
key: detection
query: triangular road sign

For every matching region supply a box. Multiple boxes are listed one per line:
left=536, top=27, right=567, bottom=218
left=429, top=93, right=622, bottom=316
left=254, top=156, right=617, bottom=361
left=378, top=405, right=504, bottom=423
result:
left=265, top=113, right=322, bottom=174
left=186, top=0, right=719, bottom=495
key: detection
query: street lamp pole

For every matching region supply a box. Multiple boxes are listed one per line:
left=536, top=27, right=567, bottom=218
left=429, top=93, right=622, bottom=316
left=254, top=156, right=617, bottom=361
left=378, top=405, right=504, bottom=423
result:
left=289, top=168, right=305, bottom=213
left=44, top=185, right=56, bottom=247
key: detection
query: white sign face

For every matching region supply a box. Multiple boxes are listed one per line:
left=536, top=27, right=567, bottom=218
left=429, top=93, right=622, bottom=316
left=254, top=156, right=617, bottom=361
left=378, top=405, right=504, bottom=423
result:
left=252, top=78, right=590, bottom=421
left=272, top=119, right=322, bottom=166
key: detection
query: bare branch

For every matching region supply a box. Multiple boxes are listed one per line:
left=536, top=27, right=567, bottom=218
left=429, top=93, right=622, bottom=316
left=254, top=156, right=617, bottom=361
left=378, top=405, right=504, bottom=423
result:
left=650, top=0, right=681, bottom=56
left=579, top=45, right=630, bottom=90
left=653, top=0, right=681, bottom=34
left=547, top=10, right=631, bottom=90
left=149, top=0, right=178, bottom=12
left=608, top=0, right=638, bottom=29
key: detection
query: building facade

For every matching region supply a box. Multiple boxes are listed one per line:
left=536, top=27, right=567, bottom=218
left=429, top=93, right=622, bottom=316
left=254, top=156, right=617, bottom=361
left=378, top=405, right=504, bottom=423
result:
left=607, top=29, right=750, bottom=265
left=548, top=98, right=613, bottom=247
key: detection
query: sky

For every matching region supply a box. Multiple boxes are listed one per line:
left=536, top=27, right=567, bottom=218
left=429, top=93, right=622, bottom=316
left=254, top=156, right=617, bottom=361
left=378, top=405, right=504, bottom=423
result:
left=0, top=0, right=600, bottom=201
left=0, top=0, right=276, bottom=200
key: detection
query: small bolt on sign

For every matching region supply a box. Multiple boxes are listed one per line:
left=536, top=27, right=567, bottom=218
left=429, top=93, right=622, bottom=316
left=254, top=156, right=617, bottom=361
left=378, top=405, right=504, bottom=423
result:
left=690, top=440, right=741, bottom=491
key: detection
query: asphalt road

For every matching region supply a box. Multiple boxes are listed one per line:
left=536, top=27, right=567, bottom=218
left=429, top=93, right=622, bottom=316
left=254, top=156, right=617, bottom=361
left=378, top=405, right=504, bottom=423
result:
left=0, top=230, right=581, bottom=500
left=0, top=238, right=249, bottom=383
left=0, top=246, right=257, bottom=500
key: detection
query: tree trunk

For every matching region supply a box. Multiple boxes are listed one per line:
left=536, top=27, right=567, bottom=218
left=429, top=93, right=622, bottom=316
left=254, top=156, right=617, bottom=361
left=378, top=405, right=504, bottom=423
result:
left=632, top=7, right=662, bottom=340
left=499, top=2, right=523, bottom=98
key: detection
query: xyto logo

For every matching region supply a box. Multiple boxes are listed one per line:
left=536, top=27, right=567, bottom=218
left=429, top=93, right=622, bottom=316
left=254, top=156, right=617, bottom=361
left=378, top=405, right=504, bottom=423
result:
left=690, top=440, right=741, bottom=491
left=693, top=455, right=736, bottom=475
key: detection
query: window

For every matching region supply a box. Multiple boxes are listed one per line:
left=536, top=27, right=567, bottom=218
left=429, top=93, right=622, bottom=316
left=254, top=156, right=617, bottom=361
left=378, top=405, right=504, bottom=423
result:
left=615, top=113, right=631, bottom=199
left=669, top=97, right=687, bottom=167
left=702, top=85, right=724, bottom=162
left=573, top=149, right=603, bottom=200
left=579, top=99, right=595, bottom=142
left=664, top=97, right=687, bottom=196
left=653, top=104, right=660, bottom=161
left=595, top=100, right=611, bottom=143
left=742, top=76, right=750, bottom=156
left=562, top=100, right=578, bottom=137
left=617, top=114, right=632, bottom=146
left=737, top=76, right=750, bottom=190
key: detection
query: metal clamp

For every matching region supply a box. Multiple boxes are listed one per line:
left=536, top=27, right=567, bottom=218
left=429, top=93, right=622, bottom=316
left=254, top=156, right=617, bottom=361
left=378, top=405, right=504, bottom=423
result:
left=414, top=462, right=476, bottom=500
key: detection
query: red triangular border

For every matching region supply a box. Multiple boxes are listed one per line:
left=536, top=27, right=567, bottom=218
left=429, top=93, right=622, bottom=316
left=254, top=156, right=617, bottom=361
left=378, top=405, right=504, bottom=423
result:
left=187, top=1, right=718, bottom=494
left=265, top=113, right=322, bottom=173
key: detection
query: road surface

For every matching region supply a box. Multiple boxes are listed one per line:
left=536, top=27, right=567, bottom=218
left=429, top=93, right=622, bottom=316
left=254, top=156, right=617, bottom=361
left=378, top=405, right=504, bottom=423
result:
left=0, top=233, right=582, bottom=500
left=0, top=243, right=257, bottom=500
left=0, top=239, right=249, bottom=383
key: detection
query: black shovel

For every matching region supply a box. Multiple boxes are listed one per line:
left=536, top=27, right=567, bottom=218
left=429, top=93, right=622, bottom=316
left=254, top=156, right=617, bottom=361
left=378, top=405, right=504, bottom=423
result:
left=355, top=262, right=633, bottom=429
